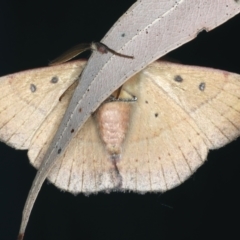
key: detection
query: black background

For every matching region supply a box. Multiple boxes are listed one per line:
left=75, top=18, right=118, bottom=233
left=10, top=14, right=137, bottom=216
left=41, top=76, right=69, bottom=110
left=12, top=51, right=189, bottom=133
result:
left=1, top=1, right=240, bottom=240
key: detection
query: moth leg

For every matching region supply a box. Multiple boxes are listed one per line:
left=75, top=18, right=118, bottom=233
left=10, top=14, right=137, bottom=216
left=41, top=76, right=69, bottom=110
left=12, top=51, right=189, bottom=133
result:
left=107, top=87, right=137, bottom=103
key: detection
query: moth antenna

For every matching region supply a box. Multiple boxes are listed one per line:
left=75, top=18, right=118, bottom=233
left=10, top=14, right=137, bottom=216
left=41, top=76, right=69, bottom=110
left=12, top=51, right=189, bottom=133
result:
left=49, top=43, right=91, bottom=65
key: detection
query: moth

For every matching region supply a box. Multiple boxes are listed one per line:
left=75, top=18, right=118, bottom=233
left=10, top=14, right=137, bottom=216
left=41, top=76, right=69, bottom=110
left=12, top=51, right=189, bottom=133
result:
left=1, top=57, right=240, bottom=239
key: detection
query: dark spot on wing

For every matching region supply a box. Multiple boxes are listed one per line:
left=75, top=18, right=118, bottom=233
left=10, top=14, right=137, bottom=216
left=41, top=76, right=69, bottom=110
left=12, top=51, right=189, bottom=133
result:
left=30, top=84, right=36, bottom=92
left=145, top=100, right=148, bottom=104
left=155, top=113, right=158, bottom=117
left=71, top=129, right=75, bottom=133
left=79, top=108, right=82, bottom=112
left=121, top=33, right=125, bottom=37
left=199, top=82, right=205, bottom=91
left=51, top=76, right=59, bottom=83
left=58, top=148, right=62, bottom=154
left=174, top=75, right=183, bottom=82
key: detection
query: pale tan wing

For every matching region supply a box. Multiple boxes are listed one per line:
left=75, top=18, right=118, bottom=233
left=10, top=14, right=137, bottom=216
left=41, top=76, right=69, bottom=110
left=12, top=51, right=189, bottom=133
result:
left=30, top=60, right=207, bottom=194
left=118, top=61, right=240, bottom=192
left=0, top=60, right=86, bottom=149
left=147, top=61, right=240, bottom=148
left=28, top=80, right=118, bottom=194
left=28, top=60, right=240, bottom=194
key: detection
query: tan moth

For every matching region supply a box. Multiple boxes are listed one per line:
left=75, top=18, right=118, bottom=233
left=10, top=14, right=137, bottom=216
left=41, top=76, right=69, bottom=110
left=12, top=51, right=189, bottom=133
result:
left=1, top=59, right=240, bottom=238
left=1, top=1, right=240, bottom=238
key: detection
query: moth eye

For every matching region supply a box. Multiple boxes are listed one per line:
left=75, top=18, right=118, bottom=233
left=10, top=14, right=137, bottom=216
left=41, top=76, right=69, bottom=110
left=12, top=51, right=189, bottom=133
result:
left=174, top=75, right=183, bottom=82
left=51, top=76, right=59, bottom=83
left=30, top=84, right=37, bottom=92
left=199, top=82, right=206, bottom=91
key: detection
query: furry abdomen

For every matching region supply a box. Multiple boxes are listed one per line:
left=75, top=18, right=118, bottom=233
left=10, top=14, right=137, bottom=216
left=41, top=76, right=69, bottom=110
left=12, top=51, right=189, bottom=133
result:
left=96, top=101, right=132, bottom=160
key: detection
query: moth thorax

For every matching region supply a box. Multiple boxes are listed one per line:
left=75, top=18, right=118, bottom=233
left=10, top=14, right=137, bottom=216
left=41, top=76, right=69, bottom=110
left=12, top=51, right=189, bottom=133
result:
left=96, top=101, right=132, bottom=161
